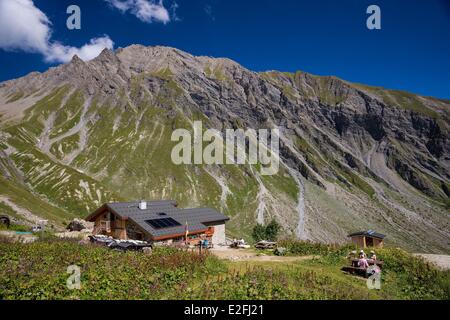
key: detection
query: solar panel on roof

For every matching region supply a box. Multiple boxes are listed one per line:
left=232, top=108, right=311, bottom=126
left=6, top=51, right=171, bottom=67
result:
left=150, top=219, right=164, bottom=228
left=159, top=219, right=170, bottom=227
left=145, top=217, right=181, bottom=229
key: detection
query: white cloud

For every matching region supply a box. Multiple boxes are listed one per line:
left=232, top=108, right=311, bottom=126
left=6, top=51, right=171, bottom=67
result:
left=0, top=0, right=114, bottom=63
left=44, top=37, right=115, bottom=63
left=106, top=0, right=171, bottom=24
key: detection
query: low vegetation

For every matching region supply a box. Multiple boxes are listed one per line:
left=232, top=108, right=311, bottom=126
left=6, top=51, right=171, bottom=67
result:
left=279, top=239, right=355, bottom=258
left=278, top=240, right=449, bottom=299
left=0, top=238, right=448, bottom=300
left=252, top=219, right=281, bottom=242
left=0, top=239, right=225, bottom=299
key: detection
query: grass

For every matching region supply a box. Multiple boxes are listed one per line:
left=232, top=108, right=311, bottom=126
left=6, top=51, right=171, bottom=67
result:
left=0, top=176, right=76, bottom=225
left=332, top=161, right=375, bottom=197
left=49, top=133, right=80, bottom=160
left=352, top=84, right=440, bottom=119
left=0, top=239, right=448, bottom=300
left=50, top=90, right=85, bottom=139
left=0, top=201, right=19, bottom=219
left=0, top=240, right=224, bottom=300
left=0, top=223, right=30, bottom=232
left=204, top=65, right=231, bottom=83
left=276, top=240, right=450, bottom=300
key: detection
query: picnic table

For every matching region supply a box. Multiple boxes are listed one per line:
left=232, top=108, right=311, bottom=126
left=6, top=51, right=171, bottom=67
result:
left=342, top=259, right=384, bottom=278
left=351, top=259, right=384, bottom=269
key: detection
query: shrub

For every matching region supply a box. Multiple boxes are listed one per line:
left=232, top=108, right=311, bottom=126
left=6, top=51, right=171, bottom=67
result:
left=376, top=247, right=450, bottom=299
left=251, top=224, right=266, bottom=242
left=265, top=219, right=280, bottom=241
left=278, top=239, right=355, bottom=257
left=251, top=219, right=281, bottom=242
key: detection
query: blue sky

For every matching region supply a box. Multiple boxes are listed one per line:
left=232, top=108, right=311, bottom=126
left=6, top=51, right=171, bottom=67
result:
left=1, top=0, right=449, bottom=99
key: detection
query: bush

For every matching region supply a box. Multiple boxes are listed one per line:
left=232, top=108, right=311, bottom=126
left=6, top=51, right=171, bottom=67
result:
left=251, top=219, right=281, bottom=242
left=265, top=219, right=280, bottom=241
left=376, top=247, right=450, bottom=299
left=252, top=224, right=266, bottom=242
left=278, top=239, right=355, bottom=257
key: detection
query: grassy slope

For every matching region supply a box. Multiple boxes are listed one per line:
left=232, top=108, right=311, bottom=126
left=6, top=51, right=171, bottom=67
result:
left=0, top=176, right=76, bottom=224
left=0, top=82, right=299, bottom=239
left=0, top=69, right=448, bottom=250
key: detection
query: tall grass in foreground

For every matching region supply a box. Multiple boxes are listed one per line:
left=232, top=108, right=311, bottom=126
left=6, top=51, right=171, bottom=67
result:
left=376, top=248, right=450, bottom=300
left=0, top=239, right=224, bottom=300
left=0, top=239, right=448, bottom=300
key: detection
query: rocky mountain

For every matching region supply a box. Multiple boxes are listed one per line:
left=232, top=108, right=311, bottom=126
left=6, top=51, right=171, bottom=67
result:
left=0, top=45, right=449, bottom=252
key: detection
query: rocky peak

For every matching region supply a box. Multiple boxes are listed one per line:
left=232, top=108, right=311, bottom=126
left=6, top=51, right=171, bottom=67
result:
left=70, top=54, right=84, bottom=65
left=95, top=48, right=118, bottom=64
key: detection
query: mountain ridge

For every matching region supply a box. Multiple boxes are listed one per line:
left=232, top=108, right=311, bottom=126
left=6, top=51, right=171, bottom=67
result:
left=0, top=45, right=448, bottom=253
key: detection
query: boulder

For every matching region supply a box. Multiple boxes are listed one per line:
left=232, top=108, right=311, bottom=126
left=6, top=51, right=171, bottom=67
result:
left=67, top=218, right=93, bottom=232
left=274, top=247, right=287, bottom=256
left=0, top=215, right=10, bottom=228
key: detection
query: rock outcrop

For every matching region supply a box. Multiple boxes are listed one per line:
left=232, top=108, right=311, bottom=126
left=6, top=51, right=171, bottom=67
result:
left=67, top=218, right=93, bottom=232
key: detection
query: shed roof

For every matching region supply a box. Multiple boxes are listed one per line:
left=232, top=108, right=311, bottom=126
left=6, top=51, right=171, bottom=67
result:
left=348, top=230, right=386, bottom=240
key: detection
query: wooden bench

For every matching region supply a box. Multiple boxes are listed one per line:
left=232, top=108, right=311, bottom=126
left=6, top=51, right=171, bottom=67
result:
left=342, top=259, right=384, bottom=278
left=351, top=259, right=384, bottom=269
left=341, top=266, right=369, bottom=277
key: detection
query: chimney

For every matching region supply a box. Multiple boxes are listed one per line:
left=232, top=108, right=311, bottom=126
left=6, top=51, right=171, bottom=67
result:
left=139, top=200, right=147, bottom=210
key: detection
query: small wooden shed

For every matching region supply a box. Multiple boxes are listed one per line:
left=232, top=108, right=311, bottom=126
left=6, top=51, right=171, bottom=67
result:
left=348, top=230, right=385, bottom=248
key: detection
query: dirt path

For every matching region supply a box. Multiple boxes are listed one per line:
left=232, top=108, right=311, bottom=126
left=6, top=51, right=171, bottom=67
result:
left=414, top=254, right=450, bottom=270
left=210, top=247, right=316, bottom=262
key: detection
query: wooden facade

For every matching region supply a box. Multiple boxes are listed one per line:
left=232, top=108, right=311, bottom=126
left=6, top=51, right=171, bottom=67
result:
left=87, top=201, right=229, bottom=245
left=92, top=211, right=127, bottom=239
left=91, top=209, right=217, bottom=244
left=350, top=235, right=384, bottom=248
